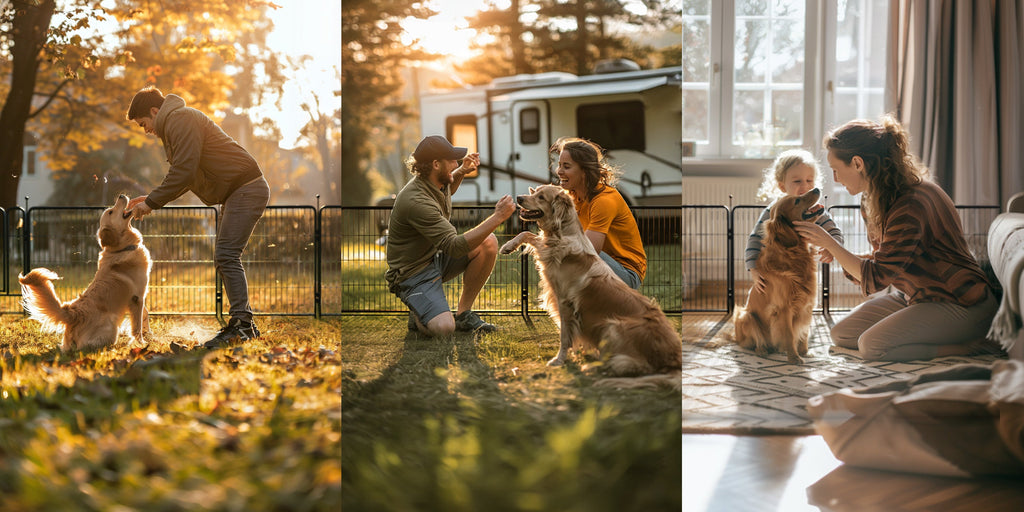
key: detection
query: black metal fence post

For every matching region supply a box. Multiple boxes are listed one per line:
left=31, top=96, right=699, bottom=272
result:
left=314, top=196, right=322, bottom=320
left=1, top=207, right=6, bottom=294
left=520, top=253, right=533, bottom=328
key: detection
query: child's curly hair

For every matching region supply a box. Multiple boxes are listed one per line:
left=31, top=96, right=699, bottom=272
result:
left=756, top=149, right=822, bottom=202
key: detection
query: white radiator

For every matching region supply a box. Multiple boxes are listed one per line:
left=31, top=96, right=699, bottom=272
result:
left=679, top=176, right=763, bottom=298
left=682, top=176, right=762, bottom=207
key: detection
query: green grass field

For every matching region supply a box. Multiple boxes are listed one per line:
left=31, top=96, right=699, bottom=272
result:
left=0, top=315, right=341, bottom=511
left=340, top=242, right=686, bottom=314
left=342, top=314, right=682, bottom=512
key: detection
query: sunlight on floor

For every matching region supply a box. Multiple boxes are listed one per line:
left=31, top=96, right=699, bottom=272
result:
left=682, top=435, right=843, bottom=512
left=777, top=437, right=843, bottom=511
left=681, top=435, right=736, bottom=512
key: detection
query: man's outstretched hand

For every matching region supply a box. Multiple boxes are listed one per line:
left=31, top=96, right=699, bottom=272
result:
left=128, top=196, right=153, bottom=219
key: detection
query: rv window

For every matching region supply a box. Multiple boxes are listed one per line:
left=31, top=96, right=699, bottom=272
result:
left=576, top=101, right=645, bottom=152
left=519, top=108, right=540, bottom=144
left=446, top=115, right=479, bottom=177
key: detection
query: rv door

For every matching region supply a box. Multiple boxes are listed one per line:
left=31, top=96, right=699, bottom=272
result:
left=510, top=101, right=553, bottom=192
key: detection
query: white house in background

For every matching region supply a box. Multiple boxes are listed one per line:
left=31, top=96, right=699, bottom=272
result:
left=17, top=133, right=55, bottom=208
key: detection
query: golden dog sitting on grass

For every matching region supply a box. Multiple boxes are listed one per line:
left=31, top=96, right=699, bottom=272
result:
left=19, top=194, right=152, bottom=352
left=732, top=188, right=823, bottom=363
left=500, top=185, right=681, bottom=390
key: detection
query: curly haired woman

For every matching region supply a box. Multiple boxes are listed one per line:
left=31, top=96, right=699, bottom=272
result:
left=794, top=115, right=998, bottom=361
left=552, top=137, right=647, bottom=289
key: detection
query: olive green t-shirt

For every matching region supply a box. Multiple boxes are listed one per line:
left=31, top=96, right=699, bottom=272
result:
left=384, top=176, right=470, bottom=288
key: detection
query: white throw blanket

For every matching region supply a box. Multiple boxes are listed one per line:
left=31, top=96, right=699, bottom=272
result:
left=987, top=213, right=1024, bottom=350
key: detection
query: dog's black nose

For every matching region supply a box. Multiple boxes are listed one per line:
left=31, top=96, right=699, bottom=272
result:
left=516, top=196, right=525, bottom=205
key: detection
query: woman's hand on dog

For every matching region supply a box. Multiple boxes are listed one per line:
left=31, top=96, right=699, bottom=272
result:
left=793, top=221, right=834, bottom=250
left=796, top=220, right=864, bottom=281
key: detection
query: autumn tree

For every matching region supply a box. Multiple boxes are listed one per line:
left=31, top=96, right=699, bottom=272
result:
left=341, top=0, right=433, bottom=206
left=0, top=0, right=57, bottom=209
left=0, top=0, right=290, bottom=209
left=298, top=87, right=340, bottom=205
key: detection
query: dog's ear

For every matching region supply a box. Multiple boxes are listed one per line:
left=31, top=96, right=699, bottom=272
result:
left=766, top=216, right=800, bottom=248
left=768, top=200, right=784, bottom=224
left=529, top=186, right=536, bottom=194
left=98, top=226, right=118, bottom=248
left=551, top=192, right=577, bottom=233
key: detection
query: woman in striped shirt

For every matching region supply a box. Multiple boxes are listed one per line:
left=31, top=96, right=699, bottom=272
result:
left=794, top=115, right=998, bottom=361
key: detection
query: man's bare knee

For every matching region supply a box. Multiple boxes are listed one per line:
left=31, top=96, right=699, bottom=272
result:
left=426, top=313, right=456, bottom=337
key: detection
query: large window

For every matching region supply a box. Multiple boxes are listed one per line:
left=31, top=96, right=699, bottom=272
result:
left=576, top=101, right=646, bottom=152
left=830, top=0, right=888, bottom=124
left=682, top=0, right=889, bottom=159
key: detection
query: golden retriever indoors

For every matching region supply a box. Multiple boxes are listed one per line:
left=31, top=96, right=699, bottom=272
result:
left=732, top=187, right=822, bottom=363
left=19, top=194, right=152, bottom=352
left=500, top=185, right=681, bottom=390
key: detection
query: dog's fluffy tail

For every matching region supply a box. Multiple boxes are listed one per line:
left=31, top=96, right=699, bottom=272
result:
left=596, top=370, right=681, bottom=391
left=18, top=268, right=70, bottom=332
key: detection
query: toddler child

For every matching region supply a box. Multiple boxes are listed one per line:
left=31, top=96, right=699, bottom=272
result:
left=745, top=149, right=844, bottom=293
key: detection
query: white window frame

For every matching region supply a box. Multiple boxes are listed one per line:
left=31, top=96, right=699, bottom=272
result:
left=686, top=0, right=885, bottom=166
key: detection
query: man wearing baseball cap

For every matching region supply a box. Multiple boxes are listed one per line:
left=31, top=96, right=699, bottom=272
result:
left=385, top=135, right=516, bottom=336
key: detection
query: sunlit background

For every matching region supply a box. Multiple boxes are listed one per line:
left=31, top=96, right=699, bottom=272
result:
left=400, top=0, right=671, bottom=65
left=264, top=1, right=340, bottom=150
left=3, top=0, right=341, bottom=207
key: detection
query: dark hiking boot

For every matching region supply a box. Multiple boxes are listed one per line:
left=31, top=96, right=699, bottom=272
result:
left=203, top=318, right=261, bottom=349
left=454, top=310, right=497, bottom=333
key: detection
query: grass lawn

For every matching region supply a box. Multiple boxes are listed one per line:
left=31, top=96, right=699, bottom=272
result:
left=0, top=314, right=341, bottom=511
left=342, top=314, right=682, bottom=512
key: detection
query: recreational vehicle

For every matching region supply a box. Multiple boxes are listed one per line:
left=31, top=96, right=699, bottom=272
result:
left=418, top=63, right=683, bottom=208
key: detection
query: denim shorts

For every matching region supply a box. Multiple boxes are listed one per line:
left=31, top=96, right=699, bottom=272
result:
left=599, top=252, right=642, bottom=290
left=392, top=252, right=470, bottom=326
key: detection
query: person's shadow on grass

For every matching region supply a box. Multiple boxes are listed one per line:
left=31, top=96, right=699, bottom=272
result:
left=342, top=328, right=497, bottom=418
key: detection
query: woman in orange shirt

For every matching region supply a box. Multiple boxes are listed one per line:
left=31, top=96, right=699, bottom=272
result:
left=552, top=137, right=647, bottom=289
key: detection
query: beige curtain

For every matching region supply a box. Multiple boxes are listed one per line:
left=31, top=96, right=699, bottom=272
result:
left=888, top=0, right=1024, bottom=207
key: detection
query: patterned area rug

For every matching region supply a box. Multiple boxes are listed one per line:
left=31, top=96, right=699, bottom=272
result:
left=681, top=314, right=1006, bottom=434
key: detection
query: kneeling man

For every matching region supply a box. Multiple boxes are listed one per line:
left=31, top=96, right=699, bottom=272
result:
left=385, top=136, right=515, bottom=336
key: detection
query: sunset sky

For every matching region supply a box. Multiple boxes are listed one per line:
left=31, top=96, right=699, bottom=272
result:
left=264, top=1, right=340, bottom=149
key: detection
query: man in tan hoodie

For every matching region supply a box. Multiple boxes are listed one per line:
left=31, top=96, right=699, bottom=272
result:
left=125, top=86, right=270, bottom=349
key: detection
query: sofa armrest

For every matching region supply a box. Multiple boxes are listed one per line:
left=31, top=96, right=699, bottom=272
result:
left=989, top=212, right=1024, bottom=360
left=1008, top=191, right=1024, bottom=214
left=1013, top=271, right=1024, bottom=361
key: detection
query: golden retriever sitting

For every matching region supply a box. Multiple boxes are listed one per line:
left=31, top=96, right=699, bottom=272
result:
left=19, top=194, right=152, bottom=352
left=500, top=185, right=681, bottom=389
left=732, top=188, right=822, bottom=363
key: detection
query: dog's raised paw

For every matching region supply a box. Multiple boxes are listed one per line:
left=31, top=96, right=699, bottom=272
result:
left=499, top=242, right=519, bottom=255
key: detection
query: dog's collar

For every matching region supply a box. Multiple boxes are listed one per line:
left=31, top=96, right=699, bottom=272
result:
left=113, top=244, right=138, bottom=253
